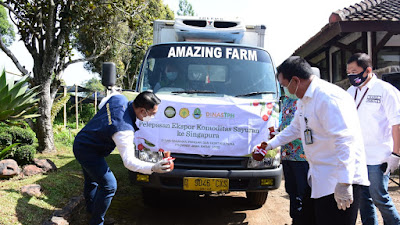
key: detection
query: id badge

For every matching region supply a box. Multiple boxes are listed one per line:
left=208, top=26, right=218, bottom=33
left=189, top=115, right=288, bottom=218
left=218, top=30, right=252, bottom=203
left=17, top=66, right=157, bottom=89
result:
left=304, top=128, right=313, bottom=145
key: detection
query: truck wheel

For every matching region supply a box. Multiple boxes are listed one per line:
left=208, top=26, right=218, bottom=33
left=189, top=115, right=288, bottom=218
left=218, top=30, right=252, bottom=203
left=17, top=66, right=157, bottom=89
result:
left=141, top=187, right=160, bottom=207
left=246, top=191, right=268, bottom=208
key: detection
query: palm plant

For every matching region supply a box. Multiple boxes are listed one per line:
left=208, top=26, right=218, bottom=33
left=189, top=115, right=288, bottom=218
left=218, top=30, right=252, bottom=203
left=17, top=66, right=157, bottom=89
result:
left=0, top=68, right=40, bottom=159
left=0, top=69, right=40, bottom=122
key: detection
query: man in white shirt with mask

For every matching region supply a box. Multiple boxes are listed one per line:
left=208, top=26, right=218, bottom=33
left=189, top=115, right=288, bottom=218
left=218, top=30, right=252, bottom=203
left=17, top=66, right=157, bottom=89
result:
left=260, top=56, right=369, bottom=225
left=347, top=52, right=400, bottom=225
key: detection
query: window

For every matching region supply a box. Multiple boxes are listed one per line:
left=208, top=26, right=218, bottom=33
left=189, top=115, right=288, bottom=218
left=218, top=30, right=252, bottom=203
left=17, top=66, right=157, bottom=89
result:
left=377, top=47, right=400, bottom=69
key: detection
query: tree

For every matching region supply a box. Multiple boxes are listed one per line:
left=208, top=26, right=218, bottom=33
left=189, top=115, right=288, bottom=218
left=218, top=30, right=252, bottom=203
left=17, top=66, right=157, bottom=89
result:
left=76, top=0, right=174, bottom=90
left=0, top=5, right=15, bottom=47
left=122, top=0, right=174, bottom=89
left=177, top=0, right=195, bottom=16
left=84, top=77, right=103, bottom=93
left=0, top=1, right=121, bottom=152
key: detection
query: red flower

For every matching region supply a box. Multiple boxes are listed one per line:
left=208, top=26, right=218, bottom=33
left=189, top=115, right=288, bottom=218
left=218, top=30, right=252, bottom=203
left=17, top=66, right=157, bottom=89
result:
left=262, top=115, right=269, bottom=121
left=266, top=102, right=273, bottom=109
left=138, top=143, right=144, bottom=151
left=253, top=101, right=259, bottom=106
left=158, top=148, right=164, bottom=152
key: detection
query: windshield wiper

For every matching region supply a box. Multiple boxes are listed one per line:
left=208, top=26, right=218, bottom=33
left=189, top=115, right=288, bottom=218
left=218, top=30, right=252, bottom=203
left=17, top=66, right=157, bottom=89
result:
left=172, top=90, right=216, bottom=94
left=235, top=91, right=275, bottom=97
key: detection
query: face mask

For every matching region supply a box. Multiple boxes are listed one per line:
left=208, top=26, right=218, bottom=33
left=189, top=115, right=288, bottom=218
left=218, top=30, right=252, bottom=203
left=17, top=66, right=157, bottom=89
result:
left=166, top=72, right=178, bottom=80
left=283, top=87, right=298, bottom=99
left=348, top=68, right=367, bottom=87
left=142, top=110, right=155, bottom=122
left=286, top=78, right=299, bottom=97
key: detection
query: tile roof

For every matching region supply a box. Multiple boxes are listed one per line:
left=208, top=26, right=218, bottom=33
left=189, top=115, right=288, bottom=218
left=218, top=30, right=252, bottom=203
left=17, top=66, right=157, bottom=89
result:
left=329, top=0, right=400, bottom=23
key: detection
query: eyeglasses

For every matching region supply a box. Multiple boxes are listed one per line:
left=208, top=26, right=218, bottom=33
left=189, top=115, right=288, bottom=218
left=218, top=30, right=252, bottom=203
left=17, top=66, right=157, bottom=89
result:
left=145, top=109, right=156, bottom=117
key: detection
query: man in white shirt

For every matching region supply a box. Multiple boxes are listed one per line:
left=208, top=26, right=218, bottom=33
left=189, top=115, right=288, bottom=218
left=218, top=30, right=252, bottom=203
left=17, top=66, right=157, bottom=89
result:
left=347, top=53, right=400, bottom=225
left=73, top=91, right=173, bottom=225
left=262, top=56, right=369, bottom=225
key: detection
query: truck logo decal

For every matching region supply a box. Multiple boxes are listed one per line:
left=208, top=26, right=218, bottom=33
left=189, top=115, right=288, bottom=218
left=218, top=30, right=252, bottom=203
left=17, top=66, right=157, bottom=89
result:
left=167, top=46, right=258, bottom=61
left=164, top=106, right=176, bottom=118
left=179, top=108, right=190, bottom=118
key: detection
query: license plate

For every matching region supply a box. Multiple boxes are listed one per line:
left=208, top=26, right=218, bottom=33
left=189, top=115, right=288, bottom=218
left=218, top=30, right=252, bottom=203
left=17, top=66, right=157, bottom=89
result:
left=183, top=177, right=229, bottom=192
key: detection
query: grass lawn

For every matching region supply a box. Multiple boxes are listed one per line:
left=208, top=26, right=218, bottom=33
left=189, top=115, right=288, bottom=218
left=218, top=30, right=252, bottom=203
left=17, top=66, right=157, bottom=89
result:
left=0, top=133, right=141, bottom=225
left=0, top=142, right=83, bottom=225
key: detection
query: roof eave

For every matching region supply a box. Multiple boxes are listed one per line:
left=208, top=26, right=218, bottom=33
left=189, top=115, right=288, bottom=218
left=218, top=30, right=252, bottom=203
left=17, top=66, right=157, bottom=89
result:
left=294, top=20, right=400, bottom=58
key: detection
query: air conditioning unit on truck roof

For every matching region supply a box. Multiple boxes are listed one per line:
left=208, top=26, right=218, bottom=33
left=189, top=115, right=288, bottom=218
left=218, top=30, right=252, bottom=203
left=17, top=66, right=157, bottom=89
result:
left=153, top=16, right=266, bottom=47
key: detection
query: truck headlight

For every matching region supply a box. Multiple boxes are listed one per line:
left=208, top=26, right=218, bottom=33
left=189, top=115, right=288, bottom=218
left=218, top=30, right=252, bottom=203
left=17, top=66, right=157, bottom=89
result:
left=136, top=149, right=163, bottom=163
left=247, top=147, right=281, bottom=169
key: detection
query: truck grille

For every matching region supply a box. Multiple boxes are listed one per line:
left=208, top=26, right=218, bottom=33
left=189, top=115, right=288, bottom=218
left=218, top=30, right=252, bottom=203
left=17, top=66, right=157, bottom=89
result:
left=183, top=20, right=207, bottom=27
left=182, top=20, right=239, bottom=29
left=171, top=153, right=248, bottom=170
left=214, top=21, right=237, bottom=28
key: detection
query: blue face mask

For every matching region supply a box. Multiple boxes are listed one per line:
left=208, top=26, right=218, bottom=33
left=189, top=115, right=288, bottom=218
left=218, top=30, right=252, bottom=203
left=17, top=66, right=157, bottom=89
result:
left=283, top=87, right=298, bottom=99
left=166, top=72, right=178, bottom=80
left=348, top=68, right=367, bottom=87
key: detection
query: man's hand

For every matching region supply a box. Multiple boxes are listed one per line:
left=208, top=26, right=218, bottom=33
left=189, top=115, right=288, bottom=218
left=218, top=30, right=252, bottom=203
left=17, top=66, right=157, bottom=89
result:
left=334, top=183, right=353, bottom=210
left=251, top=143, right=272, bottom=161
left=151, top=158, right=172, bottom=173
left=384, top=153, right=400, bottom=175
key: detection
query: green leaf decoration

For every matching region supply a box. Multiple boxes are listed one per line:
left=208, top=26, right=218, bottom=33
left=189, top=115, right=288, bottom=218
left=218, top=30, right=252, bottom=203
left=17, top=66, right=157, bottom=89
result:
left=144, top=139, right=155, bottom=147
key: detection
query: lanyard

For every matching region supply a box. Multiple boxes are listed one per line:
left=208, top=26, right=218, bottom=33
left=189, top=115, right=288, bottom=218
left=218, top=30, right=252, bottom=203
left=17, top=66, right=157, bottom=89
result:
left=354, top=87, right=369, bottom=110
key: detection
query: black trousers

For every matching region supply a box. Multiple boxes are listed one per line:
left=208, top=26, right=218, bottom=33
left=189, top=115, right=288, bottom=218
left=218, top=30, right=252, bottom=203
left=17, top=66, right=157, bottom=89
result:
left=296, top=184, right=362, bottom=225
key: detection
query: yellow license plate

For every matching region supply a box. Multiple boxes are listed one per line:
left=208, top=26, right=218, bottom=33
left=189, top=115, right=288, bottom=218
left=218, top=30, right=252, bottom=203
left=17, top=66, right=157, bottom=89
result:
left=183, top=177, right=229, bottom=192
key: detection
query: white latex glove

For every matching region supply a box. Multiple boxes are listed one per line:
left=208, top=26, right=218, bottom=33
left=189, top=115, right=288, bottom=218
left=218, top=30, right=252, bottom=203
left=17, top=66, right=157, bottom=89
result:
left=334, top=183, right=353, bottom=210
left=384, top=154, right=400, bottom=175
left=151, top=158, right=172, bottom=173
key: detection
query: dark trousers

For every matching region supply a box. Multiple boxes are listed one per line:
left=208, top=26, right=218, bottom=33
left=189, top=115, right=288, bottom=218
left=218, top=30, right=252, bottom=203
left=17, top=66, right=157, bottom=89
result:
left=75, top=154, right=117, bottom=225
left=298, top=184, right=362, bottom=225
left=282, top=160, right=309, bottom=224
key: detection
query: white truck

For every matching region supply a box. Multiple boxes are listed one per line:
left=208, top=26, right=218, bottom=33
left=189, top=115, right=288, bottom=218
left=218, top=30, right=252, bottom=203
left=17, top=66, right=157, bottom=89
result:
left=130, top=16, right=282, bottom=207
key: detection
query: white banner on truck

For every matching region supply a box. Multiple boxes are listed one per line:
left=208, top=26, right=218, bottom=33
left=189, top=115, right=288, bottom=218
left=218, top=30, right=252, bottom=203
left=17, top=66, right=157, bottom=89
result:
left=134, top=95, right=279, bottom=157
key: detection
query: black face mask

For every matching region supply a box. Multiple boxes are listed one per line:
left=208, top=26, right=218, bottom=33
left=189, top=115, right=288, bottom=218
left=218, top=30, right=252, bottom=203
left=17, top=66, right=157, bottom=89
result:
left=348, top=68, right=367, bottom=87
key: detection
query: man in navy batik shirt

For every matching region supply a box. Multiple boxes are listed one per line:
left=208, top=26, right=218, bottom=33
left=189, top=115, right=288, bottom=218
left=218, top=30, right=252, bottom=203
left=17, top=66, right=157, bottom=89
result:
left=73, top=91, right=172, bottom=225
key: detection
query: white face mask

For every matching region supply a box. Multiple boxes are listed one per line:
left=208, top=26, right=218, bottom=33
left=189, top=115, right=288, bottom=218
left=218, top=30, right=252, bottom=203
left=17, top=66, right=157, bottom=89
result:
left=283, top=87, right=298, bottom=99
left=142, top=110, right=155, bottom=122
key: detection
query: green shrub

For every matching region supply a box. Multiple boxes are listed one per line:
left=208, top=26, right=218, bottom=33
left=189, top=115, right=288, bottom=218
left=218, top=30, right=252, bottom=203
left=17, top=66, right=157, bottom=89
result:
left=0, top=132, right=12, bottom=146
left=53, top=124, right=79, bottom=147
left=7, top=145, right=36, bottom=165
left=54, top=100, right=97, bottom=125
left=0, top=125, right=37, bottom=165
left=7, top=126, right=36, bottom=145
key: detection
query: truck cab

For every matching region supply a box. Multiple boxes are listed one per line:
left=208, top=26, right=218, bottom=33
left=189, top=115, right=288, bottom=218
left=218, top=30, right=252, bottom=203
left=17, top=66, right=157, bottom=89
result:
left=130, top=17, right=282, bottom=207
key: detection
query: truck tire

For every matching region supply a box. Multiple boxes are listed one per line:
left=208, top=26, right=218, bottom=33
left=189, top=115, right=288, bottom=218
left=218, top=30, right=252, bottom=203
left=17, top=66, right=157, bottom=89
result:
left=141, top=187, right=160, bottom=207
left=246, top=191, right=268, bottom=208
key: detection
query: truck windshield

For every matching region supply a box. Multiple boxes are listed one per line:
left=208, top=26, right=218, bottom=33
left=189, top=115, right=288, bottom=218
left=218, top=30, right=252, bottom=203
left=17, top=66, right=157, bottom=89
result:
left=138, top=43, right=278, bottom=98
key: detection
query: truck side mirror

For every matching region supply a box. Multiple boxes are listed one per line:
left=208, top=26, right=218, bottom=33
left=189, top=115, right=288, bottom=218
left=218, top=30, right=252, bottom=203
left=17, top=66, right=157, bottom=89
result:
left=102, top=62, right=116, bottom=88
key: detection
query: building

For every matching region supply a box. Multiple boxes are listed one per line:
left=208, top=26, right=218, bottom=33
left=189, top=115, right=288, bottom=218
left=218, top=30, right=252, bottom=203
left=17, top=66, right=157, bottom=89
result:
left=293, top=0, right=400, bottom=88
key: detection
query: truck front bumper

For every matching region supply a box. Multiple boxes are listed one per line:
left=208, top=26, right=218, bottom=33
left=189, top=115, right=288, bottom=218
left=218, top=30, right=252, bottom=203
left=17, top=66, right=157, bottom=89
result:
left=130, top=164, right=282, bottom=191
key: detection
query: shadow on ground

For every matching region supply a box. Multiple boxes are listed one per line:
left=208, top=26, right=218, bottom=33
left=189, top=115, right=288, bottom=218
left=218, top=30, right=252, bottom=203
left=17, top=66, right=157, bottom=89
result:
left=68, top=155, right=263, bottom=225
